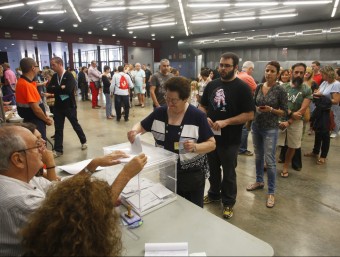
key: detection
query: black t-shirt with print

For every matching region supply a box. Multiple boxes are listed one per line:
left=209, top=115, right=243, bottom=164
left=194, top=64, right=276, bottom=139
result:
left=200, top=77, right=254, bottom=146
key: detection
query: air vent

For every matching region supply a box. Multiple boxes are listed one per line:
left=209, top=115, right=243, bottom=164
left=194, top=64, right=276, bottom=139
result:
left=57, top=36, right=62, bottom=41
left=132, top=41, right=136, bottom=46
left=78, top=37, right=83, bottom=43
left=253, top=35, right=269, bottom=40
left=4, top=32, right=11, bottom=38
left=147, top=43, right=151, bottom=47
left=32, top=34, right=38, bottom=40
left=277, top=32, right=296, bottom=38
left=329, top=27, right=340, bottom=33
left=98, top=39, right=102, bottom=44
left=116, top=40, right=120, bottom=45
left=301, top=29, right=323, bottom=35
left=234, top=37, right=248, bottom=41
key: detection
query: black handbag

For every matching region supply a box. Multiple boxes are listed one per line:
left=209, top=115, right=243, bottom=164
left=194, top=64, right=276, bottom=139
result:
left=94, top=80, right=101, bottom=89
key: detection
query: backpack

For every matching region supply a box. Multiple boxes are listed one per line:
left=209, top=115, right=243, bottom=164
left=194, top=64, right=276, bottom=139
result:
left=119, top=75, right=128, bottom=90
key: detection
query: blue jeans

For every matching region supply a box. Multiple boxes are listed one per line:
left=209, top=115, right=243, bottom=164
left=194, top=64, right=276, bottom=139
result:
left=239, top=124, right=249, bottom=153
left=251, top=123, right=278, bottom=195
left=104, top=93, right=112, bottom=118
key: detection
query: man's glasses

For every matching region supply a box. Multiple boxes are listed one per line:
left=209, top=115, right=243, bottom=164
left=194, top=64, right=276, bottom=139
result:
left=164, top=95, right=181, bottom=104
left=219, top=63, right=234, bottom=69
left=16, top=140, right=45, bottom=154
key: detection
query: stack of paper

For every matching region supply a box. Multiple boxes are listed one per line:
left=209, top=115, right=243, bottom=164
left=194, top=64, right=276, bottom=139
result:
left=145, top=242, right=188, bottom=256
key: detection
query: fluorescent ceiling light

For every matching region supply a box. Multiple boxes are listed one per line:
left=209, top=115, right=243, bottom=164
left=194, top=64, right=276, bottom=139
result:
left=331, top=0, right=339, bottom=17
left=283, top=1, right=332, bottom=5
left=37, top=20, right=44, bottom=23
left=187, top=3, right=230, bottom=7
left=260, top=13, right=298, bottom=19
left=178, top=0, right=189, bottom=36
left=90, top=7, right=126, bottom=11
left=223, top=17, right=256, bottom=21
left=190, top=19, right=221, bottom=23
left=235, top=2, right=279, bottom=6
left=90, top=5, right=168, bottom=12
left=37, top=10, right=66, bottom=15
left=151, top=22, right=177, bottom=27
left=127, top=25, right=150, bottom=30
left=27, top=0, right=55, bottom=4
left=67, top=0, right=81, bottom=22
left=129, top=4, right=169, bottom=9
left=0, top=3, right=24, bottom=9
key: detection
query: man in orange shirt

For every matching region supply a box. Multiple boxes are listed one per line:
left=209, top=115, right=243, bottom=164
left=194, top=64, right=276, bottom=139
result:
left=237, top=61, right=257, bottom=156
left=311, top=61, right=323, bottom=86
left=15, top=58, right=53, bottom=140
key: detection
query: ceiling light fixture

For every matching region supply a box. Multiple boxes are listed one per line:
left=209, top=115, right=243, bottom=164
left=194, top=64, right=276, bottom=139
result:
left=223, top=17, right=256, bottom=21
left=129, top=31, right=133, bottom=34
left=89, top=4, right=168, bottom=12
left=0, top=3, right=24, bottom=9
left=151, top=33, right=155, bottom=36
left=150, top=22, right=177, bottom=27
left=37, top=10, right=66, bottom=15
left=88, top=31, right=92, bottom=34
left=171, top=36, right=175, bottom=38
left=103, top=27, right=108, bottom=31
left=27, top=0, right=55, bottom=4
left=112, top=34, right=116, bottom=36
left=60, top=29, right=65, bottom=32
left=127, top=25, right=150, bottom=30
left=259, top=13, right=298, bottom=19
left=73, top=24, right=78, bottom=27
left=187, top=3, right=230, bottom=7
left=190, top=19, right=221, bottom=24
left=28, top=26, right=34, bottom=29
left=37, top=20, right=44, bottom=23
left=133, top=36, right=137, bottom=38
left=283, top=0, right=332, bottom=5
left=178, top=0, right=189, bottom=36
left=331, top=0, right=339, bottom=17
left=67, top=0, right=82, bottom=22
left=235, top=2, right=279, bottom=6
left=152, top=38, right=155, bottom=40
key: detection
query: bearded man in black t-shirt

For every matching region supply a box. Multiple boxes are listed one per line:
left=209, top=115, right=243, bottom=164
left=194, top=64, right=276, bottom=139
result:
left=199, top=52, right=255, bottom=219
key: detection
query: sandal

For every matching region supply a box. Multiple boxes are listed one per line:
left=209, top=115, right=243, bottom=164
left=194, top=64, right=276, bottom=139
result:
left=280, top=171, right=289, bottom=178
left=266, top=194, right=275, bottom=208
left=304, top=152, right=318, bottom=157
left=246, top=182, right=264, bottom=191
left=316, top=158, right=326, bottom=165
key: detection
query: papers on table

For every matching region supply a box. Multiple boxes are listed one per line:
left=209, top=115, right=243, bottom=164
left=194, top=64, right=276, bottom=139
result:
left=57, top=159, right=92, bottom=174
left=122, top=178, right=174, bottom=212
left=145, top=242, right=188, bottom=256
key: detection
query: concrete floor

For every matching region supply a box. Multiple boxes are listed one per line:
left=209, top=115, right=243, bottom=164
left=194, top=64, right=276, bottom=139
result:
left=51, top=93, right=340, bottom=256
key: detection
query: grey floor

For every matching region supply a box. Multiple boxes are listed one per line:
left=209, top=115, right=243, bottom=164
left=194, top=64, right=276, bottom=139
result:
left=51, top=93, right=340, bottom=256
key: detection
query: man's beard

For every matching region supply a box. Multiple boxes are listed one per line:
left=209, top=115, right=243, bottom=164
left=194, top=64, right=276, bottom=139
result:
left=292, top=76, right=303, bottom=87
left=219, top=69, right=235, bottom=80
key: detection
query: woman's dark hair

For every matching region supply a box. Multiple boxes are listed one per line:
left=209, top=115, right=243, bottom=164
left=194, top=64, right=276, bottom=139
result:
left=266, top=61, right=281, bottom=73
left=165, top=76, right=191, bottom=100
left=200, top=69, right=210, bottom=77
left=103, top=65, right=110, bottom=72
left=278, top=69, right=290, bottom=82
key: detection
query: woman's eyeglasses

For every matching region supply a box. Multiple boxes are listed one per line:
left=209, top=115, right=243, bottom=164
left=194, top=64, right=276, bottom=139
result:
left=164, top=95, right=181, bottom=104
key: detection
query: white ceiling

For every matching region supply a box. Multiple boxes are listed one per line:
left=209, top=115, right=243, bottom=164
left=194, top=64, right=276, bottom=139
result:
left=0, top=0, right=339, bottom=42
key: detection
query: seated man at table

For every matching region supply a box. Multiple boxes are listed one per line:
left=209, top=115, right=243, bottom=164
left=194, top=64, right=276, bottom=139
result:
left=0, top=125, right=147, bottom=257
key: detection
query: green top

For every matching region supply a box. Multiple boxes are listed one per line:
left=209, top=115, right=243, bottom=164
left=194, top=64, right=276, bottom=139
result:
left=282, top=82, right=313, bottom=112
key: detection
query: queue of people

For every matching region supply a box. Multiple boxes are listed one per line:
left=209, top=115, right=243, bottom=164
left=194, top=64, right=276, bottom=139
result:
left=0, top=52, right=340, bottom=256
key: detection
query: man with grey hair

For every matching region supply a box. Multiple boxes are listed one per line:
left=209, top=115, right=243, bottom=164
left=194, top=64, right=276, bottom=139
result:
left=150, top=59, right=174, bottom=108
left=133, top=63, right=146, bottom=107
left=237, top=61, right=257, bottom=156
left=0, top=125, right=147, bottom=256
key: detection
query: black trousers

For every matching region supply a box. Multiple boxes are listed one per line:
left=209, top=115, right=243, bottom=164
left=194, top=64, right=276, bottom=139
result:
left=54, top=107, right=86, bottom=153
left=313, top=130, right=330, bottom=158
left=279, top=146, right=302, bottom=170
left=114, top=95, right=130, bottom=120
left=80, top=83, right=89, bottom=100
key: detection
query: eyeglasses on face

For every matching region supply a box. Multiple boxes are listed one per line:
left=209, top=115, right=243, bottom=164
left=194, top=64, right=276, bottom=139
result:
left=164, top=95, right=181, bottom=104
left=16, top=140, right=45, bottom=154
left=219, top=63, right=234, bottom=69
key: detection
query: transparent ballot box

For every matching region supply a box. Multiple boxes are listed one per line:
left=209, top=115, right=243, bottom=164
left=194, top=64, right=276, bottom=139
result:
left=101, top=141, right=178, bottom=216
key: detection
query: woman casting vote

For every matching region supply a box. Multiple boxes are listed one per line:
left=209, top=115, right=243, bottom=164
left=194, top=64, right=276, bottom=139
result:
left=128, top=77, right=215, bottom=207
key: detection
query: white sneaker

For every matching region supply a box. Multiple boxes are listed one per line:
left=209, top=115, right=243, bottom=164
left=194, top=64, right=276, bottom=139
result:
left=330, top=133, right=337, bottom=138
left=81, top=143, right=88, bottom=150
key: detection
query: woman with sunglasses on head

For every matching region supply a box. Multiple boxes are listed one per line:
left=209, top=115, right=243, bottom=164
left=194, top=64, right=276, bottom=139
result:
left=128, top=76, right=216, bottom=207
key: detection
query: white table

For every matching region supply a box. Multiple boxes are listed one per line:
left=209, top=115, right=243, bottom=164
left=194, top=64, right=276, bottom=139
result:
left=121, top=196, right=274, bottom=256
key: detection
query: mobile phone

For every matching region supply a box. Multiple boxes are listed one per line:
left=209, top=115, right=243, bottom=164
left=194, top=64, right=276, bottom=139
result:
left=259, top=106, right=266, bottom=109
